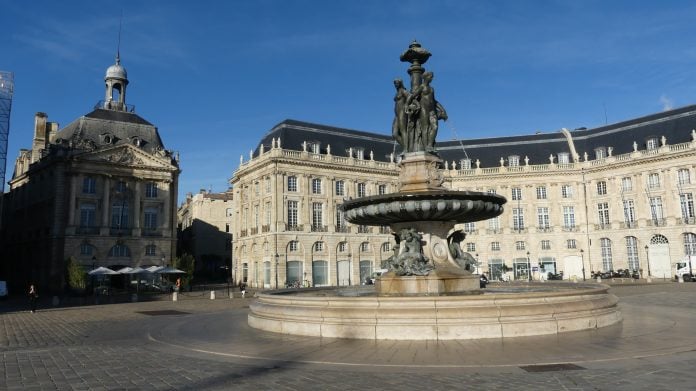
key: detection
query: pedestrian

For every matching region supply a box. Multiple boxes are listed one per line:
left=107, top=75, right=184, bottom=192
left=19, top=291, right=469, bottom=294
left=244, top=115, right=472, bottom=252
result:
left=240, top=282, right=247, bottom=298
left=28, top=284, right=38, bottom=313
left=175, top=277, right=181, bottom=292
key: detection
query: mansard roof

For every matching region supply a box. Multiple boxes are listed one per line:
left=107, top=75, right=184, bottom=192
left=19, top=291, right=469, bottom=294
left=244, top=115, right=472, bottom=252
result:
left=53, top=108, right=165, bottom=154
left=260, top=104, right=696, bottom=167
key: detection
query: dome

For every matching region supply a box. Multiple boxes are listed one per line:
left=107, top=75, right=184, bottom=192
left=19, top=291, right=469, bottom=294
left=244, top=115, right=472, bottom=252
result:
left=105, top=61, right=128, bottom=80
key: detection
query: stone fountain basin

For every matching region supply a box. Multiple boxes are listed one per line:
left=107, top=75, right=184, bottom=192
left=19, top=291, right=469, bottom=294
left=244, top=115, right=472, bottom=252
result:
left=340, top=190, right=506, bottom=225
left=248, top=282, right=622, bottom=340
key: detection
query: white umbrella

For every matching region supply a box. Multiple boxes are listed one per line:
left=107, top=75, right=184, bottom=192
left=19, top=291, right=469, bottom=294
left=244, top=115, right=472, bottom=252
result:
left=146, top=266, right=164, bottom=273
left=88, top=266, right=119, bottom=275
left=155, top=266, right=186, bottom=274
left=125, top=267, right=153, bottom=274
left=115, top=266, right=133, bottom=274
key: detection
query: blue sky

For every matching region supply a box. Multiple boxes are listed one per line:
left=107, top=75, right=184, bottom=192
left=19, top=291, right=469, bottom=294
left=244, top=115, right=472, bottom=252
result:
left=3, top=0, right=696, bottom=201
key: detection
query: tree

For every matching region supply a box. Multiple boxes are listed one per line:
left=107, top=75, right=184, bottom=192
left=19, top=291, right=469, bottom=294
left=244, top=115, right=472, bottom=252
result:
left=66, top=256, right=86, bottom=293
left=173, top=253, right=195, bottom=285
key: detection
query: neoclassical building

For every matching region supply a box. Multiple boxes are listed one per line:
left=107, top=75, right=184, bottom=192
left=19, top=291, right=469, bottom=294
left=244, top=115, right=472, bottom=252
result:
left=232, top=106, right=696, bottom=287
left=1, top=56, right=180, bottom=293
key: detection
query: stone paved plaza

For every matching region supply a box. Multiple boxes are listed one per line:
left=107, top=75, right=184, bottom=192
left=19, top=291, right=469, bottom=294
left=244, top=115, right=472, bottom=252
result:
left=2, top=282, right=696, bottom=390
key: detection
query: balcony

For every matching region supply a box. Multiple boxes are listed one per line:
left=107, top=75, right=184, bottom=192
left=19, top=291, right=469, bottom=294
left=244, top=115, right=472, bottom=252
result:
left=262, top=225, right=271, bottom=233
left=358, top=226, right=372, bottom=234
left=620, top=221, right=637, bottom=229
left=536, top=227, right=552, bottom=233
left=311, top=225, right=328, bottom=232
left=286, top=224, right=304, bottom=232
left=250, top=227, right=258, bottom=235
left=648, top=218, right=666, bottom=227
left=594, top=224, right=611, bottom=230
left=562, top=226, right=579, bottom=232
left=486, top=229, right=502, bottom=234
left=678, top=217, right=696, bottom=225
left=76, top=226, right=99, bottom=235
left=378, top=226, right=391, bottom=234
left=335, top=225, right=350, bottom=233
left=240, top=229, right=248, bottom=237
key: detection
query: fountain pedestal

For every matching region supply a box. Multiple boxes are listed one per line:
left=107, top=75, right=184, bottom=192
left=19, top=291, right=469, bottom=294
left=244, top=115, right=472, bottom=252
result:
left=377, top=269, right=479, bottom=296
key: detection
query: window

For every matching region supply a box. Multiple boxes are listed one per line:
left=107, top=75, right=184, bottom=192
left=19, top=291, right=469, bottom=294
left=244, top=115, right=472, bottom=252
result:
left=254, top=182, right=260, bottom=196
left=80, top=243, right=93, bottom=255
left=598, top=202, right=610, bottom=226
left=289, top=241, right=299, bottom=252
left=646, top=137, right=659, bottom=150
left=378, top=184, right=387, bottom=195
left=537, top=207, right=550, bottom=229
left=466, top=243, right=476, bottom=252
left=309, top=142, right=320, bottom=154
left=80, top=203, right=96, bottom=227
left=563, top=206, right=575, bottom=229
left=680, top=193, right=695, bottom=220
left=511, top=187, right=522, bottom=201
left=335, top=180, right=345, bottom=196
left=536, top=186, right=547, bottom=200
left=460, top=159, right=471, bottom=170
left=678, top=168, right=691, bottom=185
left=463, top=222, right=476, bottom=233
left=566, top=239, right=577, bottom=249
left=111, top=201, right=129, bottom=228
left=314, top=241, right=324, bottom=252
left=82, top=177, right=96, bottom=194
left=312, top=178, right=322, bottom=194
left=109, top=244, right=131, bottom=257
left=338, top=242, right=347, bottom=252
left=360, top=242, right=370, bottom=252
left=513, top=208, right=525, bottom=231
left=116, top=181, right=127, bottom=193
left=253, top=205, right=259, bottom=228
left=626, top=237, right=639, bottom=271
left=647, top=173, right=660, bottom=189
left=515, top=241, right=526, bottom=250
left=649, top=197, right=664, bottom=220
left=357, top=183, right=366, bottom=197
left=266, top=177, right=271, bottom=193
left=621, top=177, right=633, bottom=192
left=508, top=155, right=520, bottom=166
left=623, top=200, right=636, bottom=223
left=335, top=208, right=346, bottom=231
left=561, top=185, right=573, bottom=198
left=595, top=147, right=606, bottom=159
left=287, top=201, right=298, bottom=228
left=287, top=176, right=297, bottom=192
left=226, top=208, right=233, bottom=217
left=145, top=244, right=157, bottom=256
left=596, top=181, right=607, bottom=195
left=225, top=223, right=230, bottom=233
left=557, top=152, right=570, bottom=164
left=312, top=261, right=328, bottom=286
left=488, top=216, right=500, bottom=231
left=684, top=233, right=696, bottom=256
left=491, top=242, right=501, bottom=251
left=541, top=240, right=551, bottom=250
left=144, top=207, right=158, bottom=230
left=354, top=148, right=365, bottom=160
left=381, top=242, right=391, bottom=252
left=145, top=182, right=158, bottom=198
left=265, top=202, right=271, bottom=225
left=312, top=202, right=323, bottom=229
left=600, top=238, right=613, bottom=271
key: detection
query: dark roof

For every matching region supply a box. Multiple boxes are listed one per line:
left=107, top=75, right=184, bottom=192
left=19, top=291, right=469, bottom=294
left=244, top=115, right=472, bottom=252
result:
left=84, top=108, right=153, bottom=126
left=259, top=104, right=696, bottom=167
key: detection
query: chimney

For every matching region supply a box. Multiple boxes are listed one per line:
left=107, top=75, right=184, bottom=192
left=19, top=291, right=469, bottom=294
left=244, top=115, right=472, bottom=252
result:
left=31, top=112, right=48, bottom=163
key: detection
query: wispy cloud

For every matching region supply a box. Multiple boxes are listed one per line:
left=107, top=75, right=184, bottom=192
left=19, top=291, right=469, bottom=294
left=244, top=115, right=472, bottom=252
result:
left=659, top=94, right=674, bottom=111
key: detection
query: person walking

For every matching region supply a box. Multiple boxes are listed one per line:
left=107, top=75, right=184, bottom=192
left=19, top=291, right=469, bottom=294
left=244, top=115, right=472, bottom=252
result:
left=28, top=284, right=38, bottom=313
left=240, top=282, right=247, bottom=298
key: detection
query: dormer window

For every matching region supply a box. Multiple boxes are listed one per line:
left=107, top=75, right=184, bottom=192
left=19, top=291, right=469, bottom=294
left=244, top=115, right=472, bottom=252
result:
left=308, top=142, right=321, bottom=154
left=594, top=147, right=606, bottom=160
left=131, top=137, right=141, bottom=147
left=646, top=137, right=659, bottom=150
left=103, top=134, right=113, bottom=144
left=558, top=152, right=570, bottom=164
left=508, top=155, right=520, bottom=167
left=354, top=148, right=365, bottom=160
left=460, top=159, right=472, bottom=170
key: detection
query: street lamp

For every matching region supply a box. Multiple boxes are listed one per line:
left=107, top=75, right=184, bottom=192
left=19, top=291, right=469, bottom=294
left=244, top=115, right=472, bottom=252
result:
left=526, top=251, right=531, bottom=281
left=644, top=245, right=651, bottom=277
left=275, top=253, right=279, bottom=289
left=92, top=256, right=97, bottom=270
left=475, top=253, right=479, bottom=275
left=580, top=249, right=586, bottom=281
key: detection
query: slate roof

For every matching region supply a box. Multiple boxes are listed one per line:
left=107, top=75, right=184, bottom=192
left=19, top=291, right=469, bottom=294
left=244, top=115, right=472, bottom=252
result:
left=259, top=104, right=696, bottom=167
left=53, top=108, right=165, bottom=153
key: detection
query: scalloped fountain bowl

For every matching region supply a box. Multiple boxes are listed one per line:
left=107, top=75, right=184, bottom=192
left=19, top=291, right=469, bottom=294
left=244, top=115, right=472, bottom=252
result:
left=341, top=190, right=506, bottom=225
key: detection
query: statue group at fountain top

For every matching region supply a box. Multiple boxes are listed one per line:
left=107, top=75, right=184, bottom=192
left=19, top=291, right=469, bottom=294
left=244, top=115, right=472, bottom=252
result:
left=392, top=41, right=448, bottom=154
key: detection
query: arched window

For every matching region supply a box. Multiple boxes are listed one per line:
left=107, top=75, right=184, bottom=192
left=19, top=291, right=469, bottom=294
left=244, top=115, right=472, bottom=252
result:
left=650, top=234, right=669, bottom=245
left=381, top=242, right=391, bottom=252
left=289, top=241, right=299, bottom=252
left=360, top=242, right=370, bottom=252
left=600, top=238, right=613, bottom=271
left=313, top=241, right=325, bottom=252
left=109, top=244, right=131, bottom=257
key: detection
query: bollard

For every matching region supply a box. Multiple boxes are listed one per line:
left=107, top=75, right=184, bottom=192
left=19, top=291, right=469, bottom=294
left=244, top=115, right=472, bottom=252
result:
left=229, top=291, right=234, bottom=299
left=647, top=277, right=652, bottom=283
left=596, top=276, right=601, bottom=283
left=173, top=291, right=178, bottom=301
left=52, top=296, right=60, bottom=307
left=210, top=290, right=216, bottom=300
left=131, top=293, right=138, bottom=302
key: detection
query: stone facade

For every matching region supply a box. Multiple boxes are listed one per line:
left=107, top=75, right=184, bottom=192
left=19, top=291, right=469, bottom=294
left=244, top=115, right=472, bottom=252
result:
left=177, top=190, right=234, bottom=279
left=0, top=58, right=179, bottom=293
left=232, top=113, right=696, bottom=287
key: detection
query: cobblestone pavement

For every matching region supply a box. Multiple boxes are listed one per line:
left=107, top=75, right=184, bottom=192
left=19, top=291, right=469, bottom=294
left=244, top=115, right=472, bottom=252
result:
left=1, top=283, right=696, bottom=390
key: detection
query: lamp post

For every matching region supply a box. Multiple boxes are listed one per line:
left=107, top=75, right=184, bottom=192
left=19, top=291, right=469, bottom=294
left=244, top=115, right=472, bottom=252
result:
left=275, top=253, right=279, bottom=289
left=526, top=251, right=531, bottom=281
left=580, top=249, right=586, bottom=281
left=92, top=256, right=97, bottom=270
left=475, top=253, right=479, bottom=275
left=348, top=252, right=352, bottom=286
left=645, top=245, right=651, bottom=277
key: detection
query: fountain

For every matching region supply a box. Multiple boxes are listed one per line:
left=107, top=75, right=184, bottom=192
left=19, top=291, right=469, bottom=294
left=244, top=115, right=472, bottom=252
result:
left=248, top=42, right=621, bottom=340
